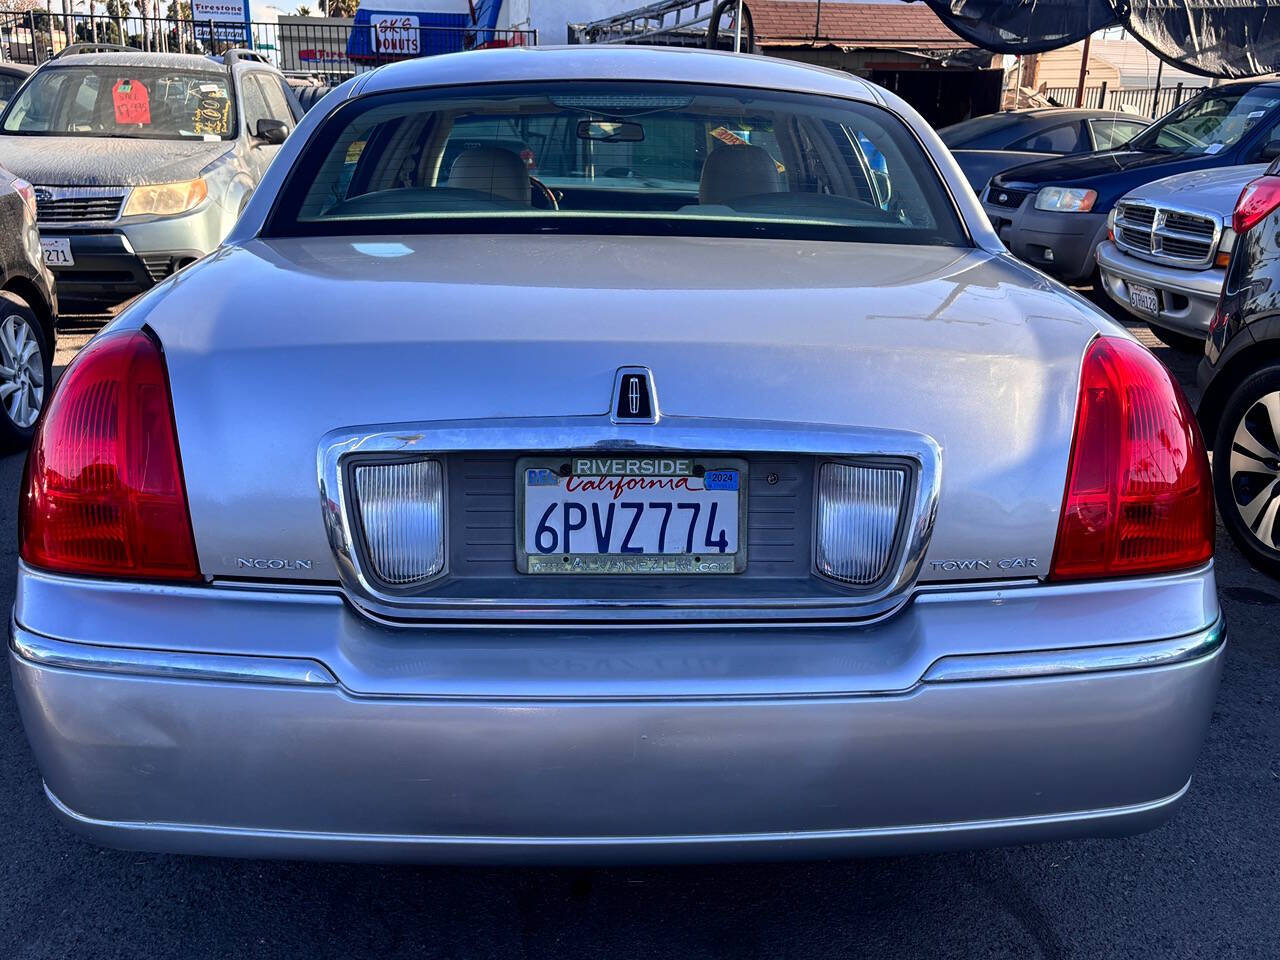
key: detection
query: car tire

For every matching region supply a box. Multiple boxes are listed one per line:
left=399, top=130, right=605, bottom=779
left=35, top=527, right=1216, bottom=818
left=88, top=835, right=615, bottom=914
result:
left=0, top=291, right=52, bottom=452
left=1147, top=322, right=1204, bottom=355
left=1213, top=365, right=1280, bottom=577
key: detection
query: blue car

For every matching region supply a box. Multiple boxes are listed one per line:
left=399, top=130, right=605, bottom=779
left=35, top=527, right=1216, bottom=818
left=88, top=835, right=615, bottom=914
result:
left=983, top=80, right=1280, bottom=285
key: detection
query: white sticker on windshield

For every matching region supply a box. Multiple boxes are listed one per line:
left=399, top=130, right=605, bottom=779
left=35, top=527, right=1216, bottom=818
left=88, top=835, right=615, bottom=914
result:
left=199, top=83, right=219, bottom=93
left=1204, top=142, right=1224, bottom=154
left=1248, top=110, right=1267, bottom=119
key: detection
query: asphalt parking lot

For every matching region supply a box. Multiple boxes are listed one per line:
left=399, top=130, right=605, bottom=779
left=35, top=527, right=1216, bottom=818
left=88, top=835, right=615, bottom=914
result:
left=0, top=306, right=1275, bottom=960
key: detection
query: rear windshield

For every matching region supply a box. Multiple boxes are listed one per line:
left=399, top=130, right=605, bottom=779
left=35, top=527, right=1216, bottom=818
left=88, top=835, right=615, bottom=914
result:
left=269, top=81, right=968, bottom=245
left=0, top=65, right=236, bottom=141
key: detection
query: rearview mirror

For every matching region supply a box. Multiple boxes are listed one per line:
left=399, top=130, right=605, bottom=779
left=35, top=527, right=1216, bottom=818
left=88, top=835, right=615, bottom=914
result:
left=576, top=120, right=643, bottom=143
left=254, top=118, right=289, bottom=145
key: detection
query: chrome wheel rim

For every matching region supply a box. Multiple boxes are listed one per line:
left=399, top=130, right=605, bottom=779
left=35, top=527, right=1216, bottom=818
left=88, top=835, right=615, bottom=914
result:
left=1230, top=390, right=1280, bottom=551
left=0, top=312, right=43, bottom=430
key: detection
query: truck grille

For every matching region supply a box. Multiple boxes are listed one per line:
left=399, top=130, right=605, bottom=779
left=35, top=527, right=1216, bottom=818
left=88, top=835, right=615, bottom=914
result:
left=34, top=188, right=124, bottom=224
left=986, top=186, right=1030, bottom=209
left=1113, top=201, right=1219, bottom=268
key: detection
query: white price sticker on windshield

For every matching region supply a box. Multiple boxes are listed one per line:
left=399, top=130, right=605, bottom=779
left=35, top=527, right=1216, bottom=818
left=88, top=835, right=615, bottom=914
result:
left=1204, top=142, right=1224, bottom=154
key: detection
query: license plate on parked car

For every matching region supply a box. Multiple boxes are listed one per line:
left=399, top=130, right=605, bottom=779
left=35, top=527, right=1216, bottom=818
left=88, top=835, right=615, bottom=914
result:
left=40, top=237, right=73, bottom=267
left=516, top=455, right=748, bottom=574
left=1128, top=282, right=1160, bottom=316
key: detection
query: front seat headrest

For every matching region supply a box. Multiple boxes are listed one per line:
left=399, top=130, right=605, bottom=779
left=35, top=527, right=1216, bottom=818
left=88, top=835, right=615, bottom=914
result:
left=449, top=146, right=530, bottom=204
left=698, top=144, right=784, bottom=205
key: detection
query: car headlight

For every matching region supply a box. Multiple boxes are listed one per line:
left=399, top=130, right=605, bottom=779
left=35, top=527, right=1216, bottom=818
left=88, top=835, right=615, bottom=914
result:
left=122, top=178, right=208, bottom=218
left=1034, top=186, right=1098, bottom=213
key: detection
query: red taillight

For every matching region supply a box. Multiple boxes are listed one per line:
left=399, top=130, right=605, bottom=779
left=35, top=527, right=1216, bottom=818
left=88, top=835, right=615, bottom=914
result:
left=1050, top=336, right=1214, bottom=581
left=10, top=176, right=36, bottom=219
left=1232, top=175, right=1280, bottom=235
left=20, top=330, right=200, bottom=581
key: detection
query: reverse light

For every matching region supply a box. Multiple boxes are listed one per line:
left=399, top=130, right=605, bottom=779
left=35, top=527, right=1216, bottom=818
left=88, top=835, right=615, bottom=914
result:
left=1050, top=337, right=1213, bottom=581
left=1035, top=186, right=1098, bottom=213
left=122, top=178, right=208, bottom=218
left=353, top=458, right=445, bottom=585
left=815, top=461, right=908, bottom=586
left=1232, top=175, right=1280, bottom=235
left=20, top=330, right=200, bottom=580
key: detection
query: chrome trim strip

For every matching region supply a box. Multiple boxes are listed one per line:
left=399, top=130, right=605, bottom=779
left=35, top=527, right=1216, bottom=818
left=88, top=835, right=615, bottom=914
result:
left=921, top=615, right=1225, bottom=683
left=42, top=777, right=1192, bottom=850
left=317, top=416, right=943, bottom=622
left=10, top=623, right=338, bottom=687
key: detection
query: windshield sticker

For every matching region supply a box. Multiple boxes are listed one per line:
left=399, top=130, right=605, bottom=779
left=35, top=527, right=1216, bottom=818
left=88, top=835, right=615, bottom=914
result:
left=112, top=79, right=151, bottom=125
left=193, top=90, right=230, bottom=137
left=1249, top=110, right=1267, bottom=119
left=1204, top=142, right=1224, bottom=154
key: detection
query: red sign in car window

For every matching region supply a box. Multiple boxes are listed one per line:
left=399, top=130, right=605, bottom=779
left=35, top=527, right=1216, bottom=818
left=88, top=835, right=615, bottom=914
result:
left=112, top=79, right=151, bottom=125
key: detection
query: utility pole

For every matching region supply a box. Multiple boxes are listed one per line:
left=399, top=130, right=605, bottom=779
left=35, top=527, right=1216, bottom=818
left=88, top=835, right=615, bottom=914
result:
left=1074, top=33, right=1092, bottom=108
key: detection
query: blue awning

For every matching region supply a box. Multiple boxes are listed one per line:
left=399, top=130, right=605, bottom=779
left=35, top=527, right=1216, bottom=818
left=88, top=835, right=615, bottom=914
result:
left=347, top=9, right=471, bottom=61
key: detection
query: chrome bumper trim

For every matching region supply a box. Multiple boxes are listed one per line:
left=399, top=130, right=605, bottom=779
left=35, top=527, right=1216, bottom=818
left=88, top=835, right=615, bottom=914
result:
left=1096, top=241, right=1223, bottom=300
left=10, top=622, right=338, bottom=687
left=922, top=615, right=1225, bottom=683
left=318, top=416, right=942, bottom=623
left=41, top=776, right=1192, bottom=861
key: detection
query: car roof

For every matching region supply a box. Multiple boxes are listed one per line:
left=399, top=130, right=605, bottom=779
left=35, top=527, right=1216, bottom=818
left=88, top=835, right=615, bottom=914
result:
left=356, top=45, right=880, bottom=103
left=40, top=50, right=227, bottom=72
left=0, top=61, right=33, bottom=76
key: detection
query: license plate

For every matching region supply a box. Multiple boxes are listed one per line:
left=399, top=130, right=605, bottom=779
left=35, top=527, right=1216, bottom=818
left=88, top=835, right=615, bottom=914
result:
left=40, top=237, right=73, bottom=267
left=1128, top=282, right=1160, bottom=316
left=516, top=455, right=748, bottom=574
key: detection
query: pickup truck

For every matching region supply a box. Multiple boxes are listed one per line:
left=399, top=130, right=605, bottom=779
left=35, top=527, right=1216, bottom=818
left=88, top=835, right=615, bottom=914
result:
left=1096, top=164, right=1264, bottom=351
left=982, top=79, right=1280, bottom=286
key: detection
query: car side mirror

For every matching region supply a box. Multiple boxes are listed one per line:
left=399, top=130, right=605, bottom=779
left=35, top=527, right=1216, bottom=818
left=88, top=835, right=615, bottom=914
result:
left=1260, top=140, right=1280, bottom=162
left=254, top=118, right=289, bottom=145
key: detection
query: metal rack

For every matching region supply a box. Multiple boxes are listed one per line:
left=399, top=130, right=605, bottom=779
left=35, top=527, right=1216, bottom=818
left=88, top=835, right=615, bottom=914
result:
left=569, top=0, right=755, bottom=51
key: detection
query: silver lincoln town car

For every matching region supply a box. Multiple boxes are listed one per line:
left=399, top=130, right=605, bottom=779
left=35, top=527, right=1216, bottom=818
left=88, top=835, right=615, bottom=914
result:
left=10, top=46, right=1224, bottom=862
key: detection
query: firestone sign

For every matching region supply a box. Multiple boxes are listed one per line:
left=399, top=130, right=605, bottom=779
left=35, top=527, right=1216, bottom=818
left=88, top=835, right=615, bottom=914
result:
left=192, top=0, right=249, bottom=41
left=193, top=0, right=247, bottom=22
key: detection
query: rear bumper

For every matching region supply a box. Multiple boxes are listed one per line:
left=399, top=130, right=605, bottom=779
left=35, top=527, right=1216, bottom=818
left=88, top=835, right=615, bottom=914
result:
left=9, top=564, right=1225, bottom=863
left=1096, top=241, right=1223, bottom=337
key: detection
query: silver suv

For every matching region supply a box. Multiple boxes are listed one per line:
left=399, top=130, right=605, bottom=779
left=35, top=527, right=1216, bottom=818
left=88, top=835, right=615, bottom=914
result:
left=0, top=45, right=301, bottom=311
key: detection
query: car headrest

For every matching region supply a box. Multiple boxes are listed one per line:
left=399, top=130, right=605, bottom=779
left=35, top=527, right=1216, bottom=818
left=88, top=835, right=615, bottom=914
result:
left=448, top=146, right=530, bottom=204
left=699, top=144, right=784, bottom=205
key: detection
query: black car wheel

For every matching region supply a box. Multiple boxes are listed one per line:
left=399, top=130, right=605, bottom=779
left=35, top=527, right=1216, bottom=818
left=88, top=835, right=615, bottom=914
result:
left=1214, top=366, right=1280, bottom=576
left=1147, top=322, right=1205, bottom=355
left=0, top=290, right=52, bottom=451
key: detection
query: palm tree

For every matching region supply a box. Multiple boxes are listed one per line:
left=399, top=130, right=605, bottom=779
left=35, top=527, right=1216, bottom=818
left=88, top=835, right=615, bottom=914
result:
left=296, top=4, right=312, bottom=14
left=320, top=0, right=358, bottom=18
